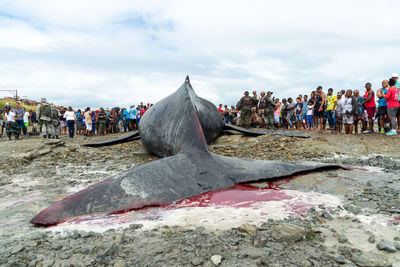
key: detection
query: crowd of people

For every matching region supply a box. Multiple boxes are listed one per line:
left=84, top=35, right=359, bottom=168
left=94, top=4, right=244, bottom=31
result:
left=1, top=72, right=399, bottom=140
left=0, top=99, right=154, bottom=140
left=232, top=73, right=400, bottom=136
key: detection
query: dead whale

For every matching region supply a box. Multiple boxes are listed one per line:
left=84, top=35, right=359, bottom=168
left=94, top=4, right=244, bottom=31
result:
left=31, top=76, right=340, bottom=226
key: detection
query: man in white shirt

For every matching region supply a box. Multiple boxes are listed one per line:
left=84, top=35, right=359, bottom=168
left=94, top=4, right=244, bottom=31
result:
left=5, top=107, right=20, bottom=140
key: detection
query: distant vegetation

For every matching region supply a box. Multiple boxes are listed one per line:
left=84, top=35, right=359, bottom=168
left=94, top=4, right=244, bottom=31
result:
left=0, top=99, right=37, bottom=111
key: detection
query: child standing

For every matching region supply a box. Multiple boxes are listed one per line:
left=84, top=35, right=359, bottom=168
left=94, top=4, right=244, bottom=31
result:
left=306, top=100, right=314, bottom=130
left=295, top=97, right=303, bottom=129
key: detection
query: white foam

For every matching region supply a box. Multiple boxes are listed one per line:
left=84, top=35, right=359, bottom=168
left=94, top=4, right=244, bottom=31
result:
left=49, top=189, right=342, bottom=233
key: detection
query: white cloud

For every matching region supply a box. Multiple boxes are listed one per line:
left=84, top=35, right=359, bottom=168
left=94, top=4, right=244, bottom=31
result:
left=0, top=0, right=399, bottom=108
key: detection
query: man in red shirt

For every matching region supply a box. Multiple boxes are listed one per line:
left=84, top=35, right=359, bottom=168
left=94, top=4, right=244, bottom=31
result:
left=360, top=83, right=376, bottom=134
left=384, top=78, right=400, bottom=135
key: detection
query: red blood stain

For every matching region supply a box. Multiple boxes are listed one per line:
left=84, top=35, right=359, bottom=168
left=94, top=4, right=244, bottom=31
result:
left=165, top=184, right=293, bottom=209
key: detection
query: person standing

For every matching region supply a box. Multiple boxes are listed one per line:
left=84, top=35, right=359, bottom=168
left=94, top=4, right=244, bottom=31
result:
left=265, top=91, right=276, bottom=129
left=280, top=98, right=288, bottom=128
left=5, top=107, right=20, bottom=140
left=75, top=109, right=83, bottom=135
left=223, top=105, right=230, bottom=124
left=14, top=101, right=27, bottom=137
left=377, top=80, right=389, bottom=133
left=342, top=90, right=357, bottom=134
left=29, top=109, right=38, bottom=133
left=384, top=78, right=400, bottom=135
left=295, top=97, right=303, bottom=129
left=129, top=105, right=137, bottom=130
left=286, top=98, right=296, bottom=129
left=237, top=91, right=252, bottom=128
left=360, top=83, right=376, bottom=133
left=258, top=91, right=267, bottom=128
left=59, top=106, right=67, bottom=135
left=251, top=90, right=260, bottom=127
left=302, top=95, right=308, bottom=128
left=353, top=90, right=366, bottom=133
left=36, top=98, right=52, bottom=138
left=313, top=86, right=326, bottom=130
left=306, top=99, right=314, bottom=130
left=273, top=98, right=281, bottom=128
left=51, top=104, right=61, bottom=139
left=326, top=88, right=337, bottom=130
left=64, top=106, right=76, bottom=138
left=335, top=93, right=344, bottom=133
left=23, top=109, right=30, bottom=133
left=84, top=108, right=92, bottom=136
left=97, top=107, right=107, bottom=135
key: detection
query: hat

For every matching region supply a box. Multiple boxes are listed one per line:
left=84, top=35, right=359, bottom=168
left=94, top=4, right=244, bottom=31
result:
left=267, top=91, right=273, bottom=95
left=392, top=73, right=399, bottom=78
left=244, top=91, right=249, bottom=95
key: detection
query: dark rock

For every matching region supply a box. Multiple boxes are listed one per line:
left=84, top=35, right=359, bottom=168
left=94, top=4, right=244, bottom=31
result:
left=367, top=236, right=375, bottom=244
left=334, top=255, right=346, bottom=264
left=377, top=239, right=396, bottom=252
left=321, top=211, right=333, bottom=220
left=352, top=252, right=390, bottom=266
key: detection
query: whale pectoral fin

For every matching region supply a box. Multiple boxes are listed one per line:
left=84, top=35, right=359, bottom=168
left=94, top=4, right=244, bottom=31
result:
left=223, top=124, right=310, bottom=138
left=214, top=154, right=343, bottom=183
left=83, top=131, right=140, bottom=147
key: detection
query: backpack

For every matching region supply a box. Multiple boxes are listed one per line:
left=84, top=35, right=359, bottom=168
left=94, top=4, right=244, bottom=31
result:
left=40, top=104, right=52, bottom=117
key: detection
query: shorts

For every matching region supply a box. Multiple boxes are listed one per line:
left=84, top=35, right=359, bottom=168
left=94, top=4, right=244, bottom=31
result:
left=274, top=115, right=280, bottom=124
left=343, top=115, right=354, bottom=124
left=377, top=106, right=387, bottom=116
left=314, top=109, right=325, bottom=118
left=365, top=107, right=376, bottom=118
left=296, top=114, right=302, bottom=121
left=24, top=122, right=28, bottom=127
left=60, top=121, right=66, bottom=127
left=85, top=122, right=92, bottom=131
left=76, top=121, right=82, bottom=130
left=131, top=119, right=137, bottom=124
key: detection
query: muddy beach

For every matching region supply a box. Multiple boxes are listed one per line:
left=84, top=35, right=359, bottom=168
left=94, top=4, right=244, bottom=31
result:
left=1, top=131, right=400, bottom=266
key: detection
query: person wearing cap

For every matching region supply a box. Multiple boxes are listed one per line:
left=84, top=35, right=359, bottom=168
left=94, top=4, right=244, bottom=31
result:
left=236, top=91, right=252, bottom=128
left=97, top=107, right=107, bottom=136
left=265, top=91, right=276, bottom=129
left=50, top=103, right=61, bottom=139
left=384, top=78, right=400, bottom=135
left=258, top=91, right=267, bottom=128
left=392, top=73, right=399, bottom=89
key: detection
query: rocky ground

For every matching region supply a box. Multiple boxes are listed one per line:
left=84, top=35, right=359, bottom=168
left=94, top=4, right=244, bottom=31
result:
left=1, top=130, right=400, bottom=266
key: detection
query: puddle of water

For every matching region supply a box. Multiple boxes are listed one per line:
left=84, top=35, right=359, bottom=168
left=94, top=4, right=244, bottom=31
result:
left=50, top=184, right=342, bottom=233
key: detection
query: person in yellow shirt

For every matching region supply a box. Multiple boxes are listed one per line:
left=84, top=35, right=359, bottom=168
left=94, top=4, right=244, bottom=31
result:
left=326, top=88, right=337, bottom=130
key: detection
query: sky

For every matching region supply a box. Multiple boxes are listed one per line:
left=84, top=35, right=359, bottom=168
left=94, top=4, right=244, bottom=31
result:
left=0, top=0, right=399, bottom=109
